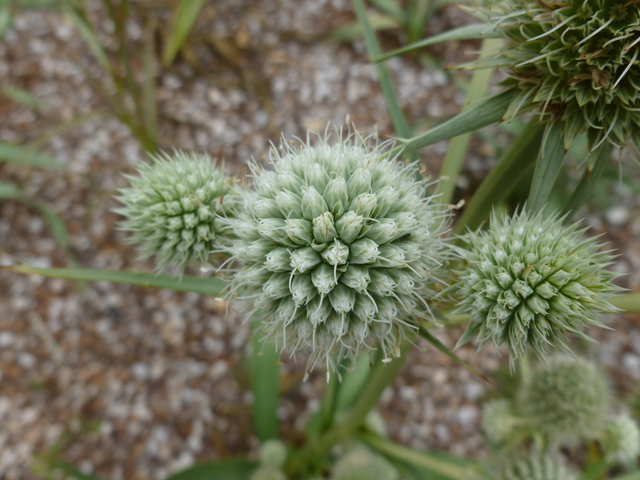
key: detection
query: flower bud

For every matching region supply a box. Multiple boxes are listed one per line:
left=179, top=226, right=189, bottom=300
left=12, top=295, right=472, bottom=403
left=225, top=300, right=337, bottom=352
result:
left=313, top=212, right=337, bottom=243
left=336, top=211, right=365, bottom=244
left=290, top=247, right=321, bottom=273
left=321, top=239, right=349, bottom=266
left=275, top=190, right=302, bottom=218
left=324, top=176, right=349, bottom=217
left=367, top=219, right=398, bottom=244
left=285, top=218, right=312, bottom=245
left=312, top=263, right=338, bottom=295
left=349, top=238, right=379, bottom=264
left=264, top=247, right=292, bottom=272
left=301, top=186, right=327, bottom=219
left=349, top=193, right=377, bottom=218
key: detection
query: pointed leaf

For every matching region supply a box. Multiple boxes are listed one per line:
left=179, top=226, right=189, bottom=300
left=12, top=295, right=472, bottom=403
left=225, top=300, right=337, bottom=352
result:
left=528, top=121, right=567, bottom=213
left=165, top=459, right=256, bottom=480
left=327, top=13, right=400, bottom=43
left=373, top=23, right=500, bottom=62
left=162, top=0, right=206, bottom=65
left=0, top=141, right=62, bottom=169
left=251, top=321, right=280, bottom=442
left=2, top=264, right=227, bottom=296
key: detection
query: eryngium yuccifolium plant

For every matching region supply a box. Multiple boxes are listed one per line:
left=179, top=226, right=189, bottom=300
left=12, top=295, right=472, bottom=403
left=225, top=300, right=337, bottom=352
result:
left=116, top=151, right=231, bottom=272
left=494, top=454, right=578, bottom=480
left=465, top=0, right=640, bottom=151
left=226, top=129, right=450, bottom=372
left=600, top=414, right=640, bottom=465
left=517, top=356, right=610, bottom=445
left=456, top=209, right=620, bottom=367
left=482, top=399, right=517, bottom=443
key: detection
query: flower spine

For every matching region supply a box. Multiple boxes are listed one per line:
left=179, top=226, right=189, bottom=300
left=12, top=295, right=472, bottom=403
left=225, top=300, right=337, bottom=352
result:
left=465, top=0, right=640, bottom=151
left=225, top=128, right=451, bottom=373
left=456, top=208, right=620, bottom=367
left=115, top=150, right=231, bottom=272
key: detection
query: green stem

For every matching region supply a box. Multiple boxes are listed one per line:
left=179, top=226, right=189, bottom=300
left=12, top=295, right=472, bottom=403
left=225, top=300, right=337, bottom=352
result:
left=611, top=293, right=640, bottom=313
left=318, top=363, right=342, bottom=434
left=454, top=116, right=545, bottom=234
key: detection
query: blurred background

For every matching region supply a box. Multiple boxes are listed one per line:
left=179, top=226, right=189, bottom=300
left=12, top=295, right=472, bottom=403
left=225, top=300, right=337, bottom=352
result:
left=0, top=0, right=639, bottom=479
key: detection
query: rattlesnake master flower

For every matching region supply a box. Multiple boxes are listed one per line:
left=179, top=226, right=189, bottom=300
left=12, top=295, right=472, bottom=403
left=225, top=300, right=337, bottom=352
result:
left=600, top=414, right=640, bottom=465
left=494, top=454, right=578, bottom=480
left=115, top=151, right=231, bottom=272
left=332, top=448, right=398, bottom=480
left=456, top=209, right=620, bottom=366
left=482, top=399, right=517, bottom=443
left=225, top=128, right=451, bottom=372
left=466, top=0, right=640, bottom=151
left=517, top=356, right=610, bottom=444
left=259, top=440, right=287, bottom=469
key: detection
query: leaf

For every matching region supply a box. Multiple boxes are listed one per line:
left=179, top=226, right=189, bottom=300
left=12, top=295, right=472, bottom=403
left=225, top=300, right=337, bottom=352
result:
left=370, top=0, right=405, bottom=23
left=162, top=0, right=206, bottom=66
left=326, top=13, right=400, bottom=43
left=0, top=141, right=62, bottom=169
left=66, top=6, right=112, bottom=73
left=164, top=459, right=256, bottom=480
left=0, top=0, right=13, bottom=38
left=454, top=116, right=545, bottom=234
left=353, top=0, right=413, bottom=144
left=418, top=324, right=491, bottom=384
left=528, top=121, right=567, bottom=213
left=562, top=142, right=614, bottom=217
left=251, top=321, right=280, bottom=442
left=392, top=90, right=518, bottom=156
left=2, top=264, right=227, bottom=296
left=142, top=17, right=158, bottom=151
left=2, top=85, right=48, bottom=111
left=373, top=23, right=501, bottom=62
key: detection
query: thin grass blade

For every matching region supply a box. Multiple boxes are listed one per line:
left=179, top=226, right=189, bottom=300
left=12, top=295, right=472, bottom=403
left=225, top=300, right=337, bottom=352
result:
left=165, top=459, right=256, bottom=480
left=162, top=0, right=206, bottom=66
left=0, top=141, right=62, bottom=169
left=2, top=85, right=48, bottom=111
left=251, top=320, right=280, bottom=442
left=528, top=121, right=567, bottom=213
left=327, top=13, right=400, bottom=42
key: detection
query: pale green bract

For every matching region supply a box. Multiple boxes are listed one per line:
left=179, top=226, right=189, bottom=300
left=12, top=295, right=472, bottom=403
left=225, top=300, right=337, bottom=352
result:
left=225, top=128, right=451, bottom=372
left=456, top=209, right=620, bottom=367
left=494, top=454, right=578, bottom=480
left=517, top=356, right=610, bottom=445
left=465, top=0, right=640, bottom=151
left=600, top=414, right=640, bottom=465
left=115, top=151, right=231, bottom=273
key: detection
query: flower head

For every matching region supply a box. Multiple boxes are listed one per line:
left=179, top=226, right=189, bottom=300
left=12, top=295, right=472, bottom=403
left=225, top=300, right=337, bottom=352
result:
left=332, top=448, right=398, bottom=480
left=517, top=356, right=610, bottom=444
left=259, top=440, right=287, bottom=469
left=456, top=209, right=620, bottom=366
left=482, top=399, right=518, bottom=443
left=466, top=0, right=640, bottom=150
left=600, top=414, right=640, bottom=465
left=116, top=151, right=231, bottom=272
left=494, top=453, right=578, bottom=480
left=226, top=128, right=451, bottom=372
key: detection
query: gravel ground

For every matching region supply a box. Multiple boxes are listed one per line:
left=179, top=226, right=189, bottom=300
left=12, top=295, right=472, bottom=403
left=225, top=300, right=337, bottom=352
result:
left=0, top=1, right=639, bottom=479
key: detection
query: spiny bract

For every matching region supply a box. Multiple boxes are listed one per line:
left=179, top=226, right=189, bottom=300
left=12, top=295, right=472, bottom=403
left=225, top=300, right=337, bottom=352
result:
left=466, top=0, right=640, bottom=151
left=517, top=356, right=610, bottom=444
left=116, top=151, right=231, bottom=273
left=226, top=129, right=450, bottom=372
left=600, top=414, right=640, bottom=465
left=456, top=209, right=620, bottom=367
left=494, top=454, right=578, bottom=480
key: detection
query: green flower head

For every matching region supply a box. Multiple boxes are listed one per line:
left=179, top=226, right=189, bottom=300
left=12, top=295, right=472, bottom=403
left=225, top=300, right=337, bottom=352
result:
left=466, top=0, right=640, bottom=151
left=517, top=356, right=610, bottom=444
left=600, top=414, right=640, bottom=465
left=225, top=127, right=451, bottom=372
left=482, top=399, right=518, bottom=443
left=494, top=453, right=578, bottom=480
left=332, top=448, right=398, bottom=480
left=456, top=208, right=620, bottom=367
left=115, top=151, right=231, bottom=273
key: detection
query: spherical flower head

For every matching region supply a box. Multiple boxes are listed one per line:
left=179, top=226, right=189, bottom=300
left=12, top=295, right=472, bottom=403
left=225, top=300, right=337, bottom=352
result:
left=456, top=208, right=620, bottom=367
left=259, top=440, right=287, bottom=469
left=466, top=0, right=640, bottom=150
left=494, top=454, right=578, bottom=480
left=600, top=414, right=640, bottom=465
left=226, top=127, right=451, bottom=372
left=482, top=399, right=517, bottom=443
left=250, top=467, right=286, bottom=480
left=332, top=448, right=398, bottom=480
left=517, top=356, right=610, bottom=445
left=115, top=151, right=231, bottom=273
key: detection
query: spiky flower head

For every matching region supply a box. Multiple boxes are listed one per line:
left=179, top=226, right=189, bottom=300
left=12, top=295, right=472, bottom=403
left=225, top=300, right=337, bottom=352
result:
left=600, top=414, right=640, bottom=465
left=517, top=356, right=610, bottom=444
left=332, top=448, right=398, bottom=480
left=466, top=0, right=640, bottom=151
left=456, top=209, right=620, bottom=367
left=482, top=399, right=518, bottom=443
left=494, top=454, right=578, bottom=480
left=259, top=440, right=287, bottom=469
left=226, top=128, right=450, bottom=372
left=116, top=151, right=231, bottom=272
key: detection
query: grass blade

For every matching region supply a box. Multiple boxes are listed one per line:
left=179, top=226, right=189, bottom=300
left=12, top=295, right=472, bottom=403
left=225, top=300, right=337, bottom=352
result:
left=2, top=264, right=227, bottom=296
left=0, top=141, right=62, bottom=169
left=0, top=0, right=13, bottom=38
left=142, top=17, right=158, bottom=151
left=353, top=0, right=413, bottom=142
left=454, top=116, right=545, bottom=234
left=66, top=6, right=112, bottom=73
left=370, top=0, right=405, bottom=23
left=2, top=85, right=48, bottom=111
left=528, top=121, right=567, bottom=213
left=165, top=459, right=256, bottom=480
left=436, top=37, right=503, bottom=205
left=162, top=0, right=206, bottom=66
left=327, top=13, right=400, bottom=43
left=392, top=90, right=517, bottom=156
left=251, top=321, right=280, bottom=442
left=374, top=23, right=500, bottom=62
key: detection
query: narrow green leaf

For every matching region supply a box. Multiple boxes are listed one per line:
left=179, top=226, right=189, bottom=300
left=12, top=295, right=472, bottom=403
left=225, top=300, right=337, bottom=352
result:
left=162, top=0, right=206, bottom=65
left=353, top=0, right=413, bottom=143
left=610, top=293, right=640, bottom=313
left=251, top=321, right=280, bottom=442
left=418, top=324, right=491, bottom=384
left=326, top=13, right=400, bottom=43
left=2, top=264, right=227, bottom=296
left=562, top=142, right=614, bottom=217
left=374, top=23, right=500, bottom=62
left=0, top=141, right=62, bottom=169
left=370, top=0, right=405, bottom=23
left=357, top=432, right=473, bottom=480
left=142, top=18, right=158, bottom=151
left=165, top=459, right=256, bottom=480
left=0, top=180, right=24, bottom=198
left=528, top=121, right=567, bottom=213
left=454, top=116, right=545, bottom=234
left=2, top=85, right=48, bottom=111
left=66, top=7, right=112, bottom=72
left=392, top=90, right=517, bottom=156
left=0, top=0, right=13, bottom=38
left=436, top=37, right=503, bottom=205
